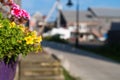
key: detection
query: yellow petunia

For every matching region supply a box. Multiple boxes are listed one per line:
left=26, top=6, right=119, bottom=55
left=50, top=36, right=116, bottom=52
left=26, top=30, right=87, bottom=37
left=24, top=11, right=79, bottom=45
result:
left=19, top=25, right=25, bottom=32
left=32, top=35, right=37, bottom=39
left=0, top=24, right=3, bottom=28
left=32, top=31, right=37, bottom=36
left=31, top=31, right=37, bottom=39
left=35, top=45, right=42, bottom=53
left=10, top=22, right=16, bottom=28
left=24, top=36, right=34, bottom=44
left=35, top=36, right=42, bottom=43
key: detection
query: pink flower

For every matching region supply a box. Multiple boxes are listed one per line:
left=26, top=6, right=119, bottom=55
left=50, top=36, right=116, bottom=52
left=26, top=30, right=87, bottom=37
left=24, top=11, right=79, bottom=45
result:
left=21, top=9, right=30, bottom=20
left=11, top=8, right=30, bottom=20
left=11, top=8, right=21, bottom=18
left=7, top=2, right=19, bottom=9
left=9, top=2, right=30, bottom=20
left=11, top=3, right=20, bottom=9
left=12, top=4, right=19, bottom=9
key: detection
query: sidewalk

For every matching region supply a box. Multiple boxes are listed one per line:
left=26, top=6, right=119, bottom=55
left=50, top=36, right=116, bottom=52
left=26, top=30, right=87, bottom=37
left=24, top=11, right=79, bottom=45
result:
left=43, top=41, right=120, bottom=80
left=18, top=53, right=64, bottom=80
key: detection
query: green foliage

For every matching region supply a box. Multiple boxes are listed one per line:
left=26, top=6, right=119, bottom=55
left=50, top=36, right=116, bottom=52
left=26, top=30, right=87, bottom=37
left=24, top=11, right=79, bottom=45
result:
left=63, top=68, right=79, bottom=80
left=43, top=35, right=68, bottom=44
left=0, top=13, right=42, bottom=63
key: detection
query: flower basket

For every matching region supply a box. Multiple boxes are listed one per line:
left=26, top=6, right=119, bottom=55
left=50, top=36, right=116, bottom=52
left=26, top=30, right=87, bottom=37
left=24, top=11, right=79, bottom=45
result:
left=0, top=0, right=42, bottom=80
left=0, top=60, right=18, bottom=80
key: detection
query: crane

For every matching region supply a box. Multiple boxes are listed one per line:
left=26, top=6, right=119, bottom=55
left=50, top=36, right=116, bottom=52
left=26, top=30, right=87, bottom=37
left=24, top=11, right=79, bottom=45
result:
left=44, top=0, right=62, bottom=27
left=29, top=0, right=62, bottom=34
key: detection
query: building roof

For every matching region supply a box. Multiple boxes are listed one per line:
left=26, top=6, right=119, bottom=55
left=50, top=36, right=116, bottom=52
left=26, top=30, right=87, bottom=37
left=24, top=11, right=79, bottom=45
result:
left=88, top=7, right=120, bottom=18
left=32, top=12, right=43, bottom=21
left=62, top=11, right=97, bottom=22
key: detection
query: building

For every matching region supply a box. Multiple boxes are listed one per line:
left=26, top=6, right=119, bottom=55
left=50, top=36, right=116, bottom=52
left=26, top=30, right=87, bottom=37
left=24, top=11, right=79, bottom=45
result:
left=30, top=12, right=45, bottom=35
left=60, top=7, right=120, bottom=43
left=88, top=8, right=120, bottom=43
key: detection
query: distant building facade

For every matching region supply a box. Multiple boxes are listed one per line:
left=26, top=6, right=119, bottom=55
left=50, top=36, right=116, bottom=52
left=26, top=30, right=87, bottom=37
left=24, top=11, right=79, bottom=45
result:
left=88, top=8, right=120, bottom=43
left=30, top=12, right=45, bottom=35
left=60, top=7, right=120, bottom=43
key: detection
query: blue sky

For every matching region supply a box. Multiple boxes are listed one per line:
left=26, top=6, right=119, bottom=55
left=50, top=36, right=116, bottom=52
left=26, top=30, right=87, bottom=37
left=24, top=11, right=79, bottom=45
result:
left=22, top=0, right=120, bottom=21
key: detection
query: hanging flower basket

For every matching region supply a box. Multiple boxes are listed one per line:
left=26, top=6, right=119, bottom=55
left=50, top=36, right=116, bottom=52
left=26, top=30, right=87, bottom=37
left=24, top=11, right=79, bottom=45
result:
left=0, top=60, right=18, bottom=80
left=0, top=0, right=42, bottom=80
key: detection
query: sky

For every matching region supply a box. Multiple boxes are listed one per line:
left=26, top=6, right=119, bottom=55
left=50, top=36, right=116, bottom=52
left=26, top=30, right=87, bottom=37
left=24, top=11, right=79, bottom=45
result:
left=22, top=0, right=120, bottom=21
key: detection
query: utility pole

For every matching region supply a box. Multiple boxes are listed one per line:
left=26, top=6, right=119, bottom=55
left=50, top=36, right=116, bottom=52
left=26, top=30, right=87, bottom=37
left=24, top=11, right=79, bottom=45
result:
left=57, top=0, right=62, bottom=28
left=67, top=0, right=80, bottom=47
left=76, top=0, right=80, bottom=47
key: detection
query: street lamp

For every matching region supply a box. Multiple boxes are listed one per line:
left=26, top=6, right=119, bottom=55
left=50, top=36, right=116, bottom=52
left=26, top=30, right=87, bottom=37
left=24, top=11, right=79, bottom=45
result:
left=67, top=0, right=80, bottom=47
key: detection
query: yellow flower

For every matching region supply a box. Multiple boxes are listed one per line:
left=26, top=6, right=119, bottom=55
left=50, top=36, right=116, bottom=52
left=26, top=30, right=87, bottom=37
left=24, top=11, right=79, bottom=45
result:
left=17, top=40, right=22, bottom=43
left=35, top=36, right=42, bottom=43
left=31, top=30, right=37, bottom=39
left=19, top=25, right=25, bottom=32
left=32, top=31, right=37, bottom=36
left=10, top=22, right=16, bottom=28
left=35, top=45, right=42, bottom=53
left=24, top=36, right=34, bottom=44
left=32, top=35, right=36, bottom=39
left=0, top=24, right=3, bottom=28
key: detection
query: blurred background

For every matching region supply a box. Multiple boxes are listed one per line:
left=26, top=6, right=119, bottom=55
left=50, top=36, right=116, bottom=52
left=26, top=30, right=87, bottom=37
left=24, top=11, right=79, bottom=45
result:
left=14, top=0, right=120, bottom=80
